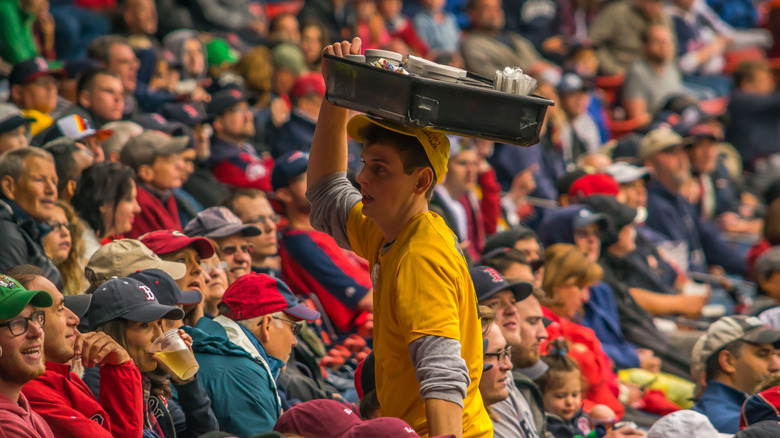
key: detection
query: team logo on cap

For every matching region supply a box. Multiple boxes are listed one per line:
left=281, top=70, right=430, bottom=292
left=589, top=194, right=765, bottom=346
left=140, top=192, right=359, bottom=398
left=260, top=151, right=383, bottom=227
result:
left=139, top=284, right=156, bottom=301
left=0, top=275, right=16, bottom=289
left=34, top=57, right=48, bottom=72
left=484, top=267, right=503, bottom=283
left=288, top=151, right=308, bottom=162
left=343, top=408, right=353, bottom=415
left=183, top=105, right=198, bottom=118
left=404, top=427, right=415, bottom=433
left=151, top=114, right=167, bottom=124
left=229, top=89, right=242, bottom=99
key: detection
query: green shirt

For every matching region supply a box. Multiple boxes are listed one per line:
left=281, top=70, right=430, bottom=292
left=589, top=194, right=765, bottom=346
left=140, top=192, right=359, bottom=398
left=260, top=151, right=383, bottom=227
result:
left=0, top=0, right=39, bottom=64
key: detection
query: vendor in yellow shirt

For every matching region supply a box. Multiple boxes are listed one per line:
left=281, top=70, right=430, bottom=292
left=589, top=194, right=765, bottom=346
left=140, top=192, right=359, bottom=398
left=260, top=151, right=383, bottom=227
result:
left=306, top=38, right=492, bottom=438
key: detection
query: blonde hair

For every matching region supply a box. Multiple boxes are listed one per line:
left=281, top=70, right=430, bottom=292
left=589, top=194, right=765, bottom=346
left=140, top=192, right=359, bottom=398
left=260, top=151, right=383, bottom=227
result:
left=54, top=201, right=87, bottom=295
left=541, top=243, right=602, bottom=306
left=480, top=305, right=497, bottom=334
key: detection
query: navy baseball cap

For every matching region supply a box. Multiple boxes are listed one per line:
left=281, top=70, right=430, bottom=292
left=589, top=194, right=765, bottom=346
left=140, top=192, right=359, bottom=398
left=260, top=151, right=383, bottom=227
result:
left=207, top=88, right=253, bottom=118
left=271, top=151, right=309, bottom=191
left=0, top=103, right=35, bottom=134
left=131, top=113, right=186, bottom=136
left=88, top=277, right=185, bottom=330
left=161, top=102, right=211, bottom=128
left=469, top=266, right=533, bottom=303
left=129, top=268, right=203, bottom=306
left=557, top=72, right=592, bottom=95
left=572, top=207, right=608, bottom=230
left=9, top=57, right=64, bottom=85
left=184, top=206, right=262, bottom=239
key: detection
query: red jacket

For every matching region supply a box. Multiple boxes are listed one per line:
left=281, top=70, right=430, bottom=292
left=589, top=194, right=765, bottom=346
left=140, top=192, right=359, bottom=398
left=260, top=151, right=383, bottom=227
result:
left=128, top=184, right=182, bottom=239
left=541, top=307, right=625, bottom=419
left=22, top=361, right=144, bottom=438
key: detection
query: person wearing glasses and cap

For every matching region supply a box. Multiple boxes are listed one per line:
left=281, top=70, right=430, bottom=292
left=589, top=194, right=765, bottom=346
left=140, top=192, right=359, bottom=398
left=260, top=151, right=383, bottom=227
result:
left=471, top=268, right=541, bottom=438
left=183, top=272, right=320, bottom=437
left=0, top=273, right=55, bottom=438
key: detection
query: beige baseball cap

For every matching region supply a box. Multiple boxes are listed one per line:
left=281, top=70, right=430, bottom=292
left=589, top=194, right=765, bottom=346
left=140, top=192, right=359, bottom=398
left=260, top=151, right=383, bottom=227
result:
left=85, top=239, right=186, bottom=283
left=638, top=127, right=688, bottom=161
left=692, top=315, right=780, bottom=384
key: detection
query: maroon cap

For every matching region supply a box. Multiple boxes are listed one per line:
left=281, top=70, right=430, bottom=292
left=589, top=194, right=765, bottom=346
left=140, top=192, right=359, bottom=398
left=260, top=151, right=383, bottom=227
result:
left=220, top=273, right=319, bottom=321
left=273, top=399, right=362, bottom=437
left=568, top=173, right=619, bottom=201
left=342, top=417, right=424, bottom=438
left=290, top=72, right=326, bottom=100
left=139, top=230, right=215, bottom=260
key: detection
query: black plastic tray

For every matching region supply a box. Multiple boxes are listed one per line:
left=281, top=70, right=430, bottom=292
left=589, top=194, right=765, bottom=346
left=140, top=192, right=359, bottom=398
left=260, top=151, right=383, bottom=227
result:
left=324, top=54, right=554, bottom=146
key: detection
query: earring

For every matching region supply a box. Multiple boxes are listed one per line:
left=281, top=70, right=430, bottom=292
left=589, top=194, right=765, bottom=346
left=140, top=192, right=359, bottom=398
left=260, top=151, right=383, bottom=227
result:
left=0, top=345, right=3, bottom=358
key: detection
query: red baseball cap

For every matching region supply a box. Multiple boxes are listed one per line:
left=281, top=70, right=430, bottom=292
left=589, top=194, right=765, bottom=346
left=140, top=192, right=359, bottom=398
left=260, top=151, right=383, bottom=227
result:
left=139, top=230, right=215, bottom=259
left=290, top=72, right=326, bottom=100
left=568, top=173, right=620, bottom=201
left=274, top=399, right=362, bottom=437
left=220, top=273, right=320, bottom=321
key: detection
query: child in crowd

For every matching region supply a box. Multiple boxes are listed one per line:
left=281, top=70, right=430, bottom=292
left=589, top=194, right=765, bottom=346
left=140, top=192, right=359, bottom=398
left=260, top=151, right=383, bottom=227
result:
left=0, top=103, right=32, bottom=154
left=536, top=338, right=617, bottom=438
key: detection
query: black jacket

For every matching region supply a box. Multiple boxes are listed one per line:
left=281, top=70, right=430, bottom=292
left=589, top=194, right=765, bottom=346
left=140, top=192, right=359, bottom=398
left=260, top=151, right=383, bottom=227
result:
left=0, top=198, right=63, bottom=288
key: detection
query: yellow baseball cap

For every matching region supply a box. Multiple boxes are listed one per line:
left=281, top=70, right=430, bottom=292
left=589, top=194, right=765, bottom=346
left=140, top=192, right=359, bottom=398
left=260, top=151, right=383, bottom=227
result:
left=347, top=115, right=450, bottom=185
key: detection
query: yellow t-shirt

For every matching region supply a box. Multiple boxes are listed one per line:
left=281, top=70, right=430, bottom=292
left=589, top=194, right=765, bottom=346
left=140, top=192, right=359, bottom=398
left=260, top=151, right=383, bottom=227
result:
left=347, top=201, right=493, bottom=438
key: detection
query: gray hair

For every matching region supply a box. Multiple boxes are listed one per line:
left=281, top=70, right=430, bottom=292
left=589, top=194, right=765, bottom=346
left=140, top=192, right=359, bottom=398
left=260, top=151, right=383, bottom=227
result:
left=101, top=121, right=144, bottom=157
left=0, top=147, right=54, bottom=182
left=236, top=311, right=285, bottom=330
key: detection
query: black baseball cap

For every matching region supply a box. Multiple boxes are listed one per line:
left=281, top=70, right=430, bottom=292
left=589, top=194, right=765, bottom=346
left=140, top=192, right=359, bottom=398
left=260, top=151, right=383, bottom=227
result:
left=469, top=266, right=533, bottom=303
left=579, top=195, right=637, bottom=231
left=207, top=87, right=253, bottom=118
left=482, top=228, right=538, bottom=259
left=64, top=294, right=92, bottom=319
left=161, top=102, right=211, bottom=127
left=9, top=57, right=64, bottom=85
left=272, top=151, right=309, bottom=191
left=128, top=269, right=202, bottom=306
left=87, top=277, right=185, bottom=330
left=555, top=168, right=588, bottom=196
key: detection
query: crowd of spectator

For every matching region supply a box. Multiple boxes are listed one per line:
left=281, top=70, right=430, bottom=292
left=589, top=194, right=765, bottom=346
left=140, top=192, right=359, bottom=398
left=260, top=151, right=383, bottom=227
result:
left=2, top=0, right=780, bottom=437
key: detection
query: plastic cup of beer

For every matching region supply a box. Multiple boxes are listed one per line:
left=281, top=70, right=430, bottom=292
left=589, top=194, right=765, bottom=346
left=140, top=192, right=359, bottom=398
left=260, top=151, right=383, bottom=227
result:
left=150, top=329, right=199, bottom=381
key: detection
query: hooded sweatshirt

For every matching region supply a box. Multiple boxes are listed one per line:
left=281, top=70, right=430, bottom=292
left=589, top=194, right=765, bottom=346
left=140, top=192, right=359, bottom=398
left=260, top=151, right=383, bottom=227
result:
left=0, top=391, right=55, bottom=438
left=162, top=30, right=208, bottom=80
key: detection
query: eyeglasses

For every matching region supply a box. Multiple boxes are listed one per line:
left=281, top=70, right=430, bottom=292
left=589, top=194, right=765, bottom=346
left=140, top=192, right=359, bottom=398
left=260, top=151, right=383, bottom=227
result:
left=0, top=311, right=46, bottom=336
left=247, top=214, right=280, bottom=226
left=268, top=316, right=303, bottom=336
left=48, top=221, right=72, bottom=233
left=484, top=345, right=512, bottom=362
left=200, top=261, right=228, bottom=274
left=220, top=244, right=254, bottom=256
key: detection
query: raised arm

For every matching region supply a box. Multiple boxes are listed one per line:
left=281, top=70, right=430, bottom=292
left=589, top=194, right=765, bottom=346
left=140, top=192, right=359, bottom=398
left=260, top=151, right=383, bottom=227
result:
left=307, top=38, right=363, bottom=190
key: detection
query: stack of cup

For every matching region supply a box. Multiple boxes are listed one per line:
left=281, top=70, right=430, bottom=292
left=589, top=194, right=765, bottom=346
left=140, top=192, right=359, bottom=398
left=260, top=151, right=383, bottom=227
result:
left=493, top=67, right=537, bottom=96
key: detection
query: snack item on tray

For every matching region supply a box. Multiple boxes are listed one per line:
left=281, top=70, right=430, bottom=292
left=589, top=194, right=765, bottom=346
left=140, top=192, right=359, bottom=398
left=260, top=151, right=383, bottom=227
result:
left=494, top=67, right=537, bottom=96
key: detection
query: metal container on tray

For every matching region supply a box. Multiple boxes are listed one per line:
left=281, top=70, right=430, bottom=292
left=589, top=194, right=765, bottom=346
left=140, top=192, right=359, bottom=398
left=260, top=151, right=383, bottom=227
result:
left=323, top=54, right=554, bottom=146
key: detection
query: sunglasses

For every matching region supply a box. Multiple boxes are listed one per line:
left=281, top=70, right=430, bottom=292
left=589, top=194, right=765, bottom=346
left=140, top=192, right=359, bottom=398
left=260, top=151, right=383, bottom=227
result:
left=220, top=244, right=254, bottom=256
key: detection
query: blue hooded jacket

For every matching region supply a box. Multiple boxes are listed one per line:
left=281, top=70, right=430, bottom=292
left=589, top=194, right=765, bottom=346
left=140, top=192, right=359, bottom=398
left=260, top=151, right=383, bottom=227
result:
left=183, top=317, right=285, bottom=437
left=537, top=205, right=641, bottom=369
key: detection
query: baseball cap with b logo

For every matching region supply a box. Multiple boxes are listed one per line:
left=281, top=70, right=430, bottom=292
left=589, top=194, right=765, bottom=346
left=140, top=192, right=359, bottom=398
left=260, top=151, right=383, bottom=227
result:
left=469, top=265, right=533, bottom=303
left=87, top=277, right=185, bottom=330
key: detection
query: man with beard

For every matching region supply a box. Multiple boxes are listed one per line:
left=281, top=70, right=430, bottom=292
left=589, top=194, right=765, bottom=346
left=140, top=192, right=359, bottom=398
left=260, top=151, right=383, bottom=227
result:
left=207, top=88, right=273, bottom=192
left=642, top=127, right=746, bottom=276
left=274, top=151, right=373, bottom=334
left=12, top=266, right=143, bottom=438
left=0, top=273, right=54, bottom=438
left=623, top=24, right=685, bottom=124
